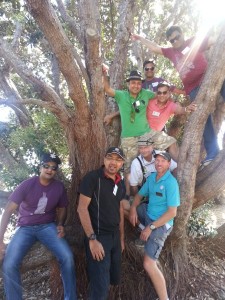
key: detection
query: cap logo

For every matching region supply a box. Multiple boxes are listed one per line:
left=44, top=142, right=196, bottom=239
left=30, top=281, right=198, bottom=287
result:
left=50, top=153, right=57, bottom=158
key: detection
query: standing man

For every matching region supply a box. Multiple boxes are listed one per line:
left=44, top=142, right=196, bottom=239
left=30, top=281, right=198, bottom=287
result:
left=77, top=147, right=126, bottom=300
left=142, top=59, right=184, bottom=95
left=132, top=26, right=225, bottom=167
left=130, top=136, right=177, bottom=196
left=129, top=151, right=180, bottom=300
left=0, top=153, right=77, bottom=300
left=147, top=82, right=196, bottom=132
left=103, top=68, right=155, bottom=172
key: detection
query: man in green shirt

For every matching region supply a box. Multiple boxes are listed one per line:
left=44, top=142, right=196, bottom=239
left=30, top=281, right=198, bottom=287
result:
left=103, top=68, right=177, bottom=172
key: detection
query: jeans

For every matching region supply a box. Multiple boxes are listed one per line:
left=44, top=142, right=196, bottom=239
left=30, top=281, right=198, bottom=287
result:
left=2, top=223, right=77, bottom=300
left=189, top=86, right=221, bottom=160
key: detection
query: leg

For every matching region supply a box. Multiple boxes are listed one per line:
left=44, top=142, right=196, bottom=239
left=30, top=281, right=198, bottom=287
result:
left=36, top=223, right=77, bottom=300
left=85, top=235, right=112, bottom=300
left=3, top=226, right=37, bottom=300
left=109, top=231, right=121, bottom=286
left=143, top=255, right=168, bottom=300
left=167, top=142, right=179, bottom=162
left=203, top=115, right=219, bottom=160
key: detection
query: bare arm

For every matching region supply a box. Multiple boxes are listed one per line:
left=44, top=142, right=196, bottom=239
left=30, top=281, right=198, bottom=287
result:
left=131, top=33, right=163, bottom=55
left=140, top=206, right=177, bottom=241
left=56, top=207, right=67, bottom=238
left=77, top=194, right=105, bottom=261
left=129, top=193, right=143, bottom=226
left=103, top=111, right=120, bottom=125
left=102, top=66, right=115, bottom=97
left=0, top=201, right=18, bottom=260
left=174, top=102, right=197, bottom=115
left=130, top=185, right=139, bottom=197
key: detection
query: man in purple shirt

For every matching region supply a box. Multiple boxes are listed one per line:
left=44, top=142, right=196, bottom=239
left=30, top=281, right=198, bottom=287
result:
left=142, top=59, right=184, bottom=95
left=0, top=153, right=77, bottom=300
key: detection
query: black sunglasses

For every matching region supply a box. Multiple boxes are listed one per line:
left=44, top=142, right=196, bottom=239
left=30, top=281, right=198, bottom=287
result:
left=144, top=67, right=155, bottom=71
left=169, top=34, right=181, bottom=44
left=42, top=164, right=58, bottom=171
left=157, top=91, right=168, bottom=95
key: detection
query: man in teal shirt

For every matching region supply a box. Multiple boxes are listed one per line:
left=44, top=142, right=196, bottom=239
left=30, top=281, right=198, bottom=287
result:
left=129, top=151, right=180, bottom=300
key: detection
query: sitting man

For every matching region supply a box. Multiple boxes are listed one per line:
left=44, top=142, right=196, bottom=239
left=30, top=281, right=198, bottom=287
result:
left=130, top=136, right=177, bottom=197
left=129, top=151, right=180, bottom=300
left=0, top=153, right=77, bottom=300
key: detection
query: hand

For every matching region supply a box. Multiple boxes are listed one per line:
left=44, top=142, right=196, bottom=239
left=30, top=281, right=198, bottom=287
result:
left=89, top=240, right=105, bottom=261
left=0, top=242, right=6, bottom=262
left=186, top=102, right=197, bottom=113
left=103, top=114, right=113, bottom=125
left=129, top=206, right=138, bottom=227
left=57, top=225, right=65, bottom=238
left=102, top=63, right=109, bottom=74
left=140, top=226, right=152, bottom=242
left=130, top=33, right=142, bottom=41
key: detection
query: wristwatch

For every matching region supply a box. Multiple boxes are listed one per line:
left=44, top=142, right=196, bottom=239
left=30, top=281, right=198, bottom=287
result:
left=149, top=224, right=156, bottom=230
left=88, top=233, right=97, bottom=240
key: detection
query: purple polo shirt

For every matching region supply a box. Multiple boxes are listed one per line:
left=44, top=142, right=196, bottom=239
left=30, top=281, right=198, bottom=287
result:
left=9, top=176, right=68, bottom=226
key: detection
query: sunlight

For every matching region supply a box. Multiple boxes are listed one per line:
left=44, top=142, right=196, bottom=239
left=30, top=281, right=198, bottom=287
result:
left=195, top=0, right=225, bottom=32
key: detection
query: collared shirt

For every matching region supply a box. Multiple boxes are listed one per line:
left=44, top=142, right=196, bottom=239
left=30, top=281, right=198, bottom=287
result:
left=79, top=167, right=125, bottom=234
left=130, top=155, right=177, bottom=187
left=138, top=170, right=180, bottom=225
left=147, top=97, right=177, bottom=131
left=114, top=89, right=155, bottom=137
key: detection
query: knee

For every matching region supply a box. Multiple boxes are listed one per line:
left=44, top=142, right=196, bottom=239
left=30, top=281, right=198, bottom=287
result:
left=3, top=255, right=19, bottom=274
left=60, top=248, right=75, bottom=267
left=143, top=255, right=156, bottom=273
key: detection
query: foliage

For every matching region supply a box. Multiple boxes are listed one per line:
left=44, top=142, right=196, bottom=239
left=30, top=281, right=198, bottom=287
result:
left=188, top=201, right=217, bottom=237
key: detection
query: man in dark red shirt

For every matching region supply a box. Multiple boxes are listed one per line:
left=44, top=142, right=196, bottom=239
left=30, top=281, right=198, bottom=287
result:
left=132, top=26, right=225, bottom=167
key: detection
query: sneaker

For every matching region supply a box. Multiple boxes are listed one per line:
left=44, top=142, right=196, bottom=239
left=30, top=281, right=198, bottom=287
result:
left=198, top=158, right=213, bottom=172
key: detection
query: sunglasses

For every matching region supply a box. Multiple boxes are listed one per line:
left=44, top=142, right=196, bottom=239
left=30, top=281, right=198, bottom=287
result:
left=157, top=91, right=168, bottom=95
left=42, top=164, right=58, bottom=171
left=130, top=100, right=145, bottom=122
left=169, top=34, right=181, bottom=44
left=144, top=67, right=155, bottom=71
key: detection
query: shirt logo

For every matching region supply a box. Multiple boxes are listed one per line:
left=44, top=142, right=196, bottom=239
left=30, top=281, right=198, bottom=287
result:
left=160, top=185, right=164, bottom=190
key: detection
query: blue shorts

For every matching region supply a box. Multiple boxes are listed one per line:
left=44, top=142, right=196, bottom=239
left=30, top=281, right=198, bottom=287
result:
left=137, top=203, right=172, bottom=260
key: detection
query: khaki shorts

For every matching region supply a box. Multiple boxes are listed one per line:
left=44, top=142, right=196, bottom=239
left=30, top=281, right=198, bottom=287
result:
left=141, top=130, right=176, bottom=150
left=120, top=136, right=139, bottom=173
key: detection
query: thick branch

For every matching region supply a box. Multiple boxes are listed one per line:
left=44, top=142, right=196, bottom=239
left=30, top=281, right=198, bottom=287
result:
left=0, top=39, right=71, bottom=125
left=25, top=0, right=89, bottom=121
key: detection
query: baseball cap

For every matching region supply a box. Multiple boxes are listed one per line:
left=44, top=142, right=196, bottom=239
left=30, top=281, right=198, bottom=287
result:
left=105, top=147, right=125, bottom=160
left=40, top=153, right=61, bottom=165
left=154, top=151, right=171, bottom=162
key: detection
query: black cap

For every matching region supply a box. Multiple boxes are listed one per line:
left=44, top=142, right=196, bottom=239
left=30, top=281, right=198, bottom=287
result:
left=126, top=70, right=143, bottom=82
left=154, top=151, right=171, bottom=162
left=40, top=153, right=61, bottom=165
left=105, top=147, right=125, bottom=160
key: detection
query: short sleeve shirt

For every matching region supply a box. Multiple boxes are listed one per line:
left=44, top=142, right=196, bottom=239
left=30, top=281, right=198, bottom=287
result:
left=130, top=155, right=177, bottom=187
left=79, top=167, right=126, bottom=234
left=9, top=176, right=68, bottom=226
left=147, top=98, right=178, bottom=131
left=142, top=77, right=176, bottom=93
left=138, top=170, right=180, bottom=225
left=114, top=89, right=155, bottom=137
left=161, top=37, right=209, bottom=95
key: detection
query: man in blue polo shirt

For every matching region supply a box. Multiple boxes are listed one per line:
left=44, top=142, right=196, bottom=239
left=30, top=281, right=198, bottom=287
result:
left=129, top=151, right=180, bottom=300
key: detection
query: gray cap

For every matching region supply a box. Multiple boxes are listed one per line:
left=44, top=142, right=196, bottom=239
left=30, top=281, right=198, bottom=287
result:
left=154, top=150, right=171, bottom=162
